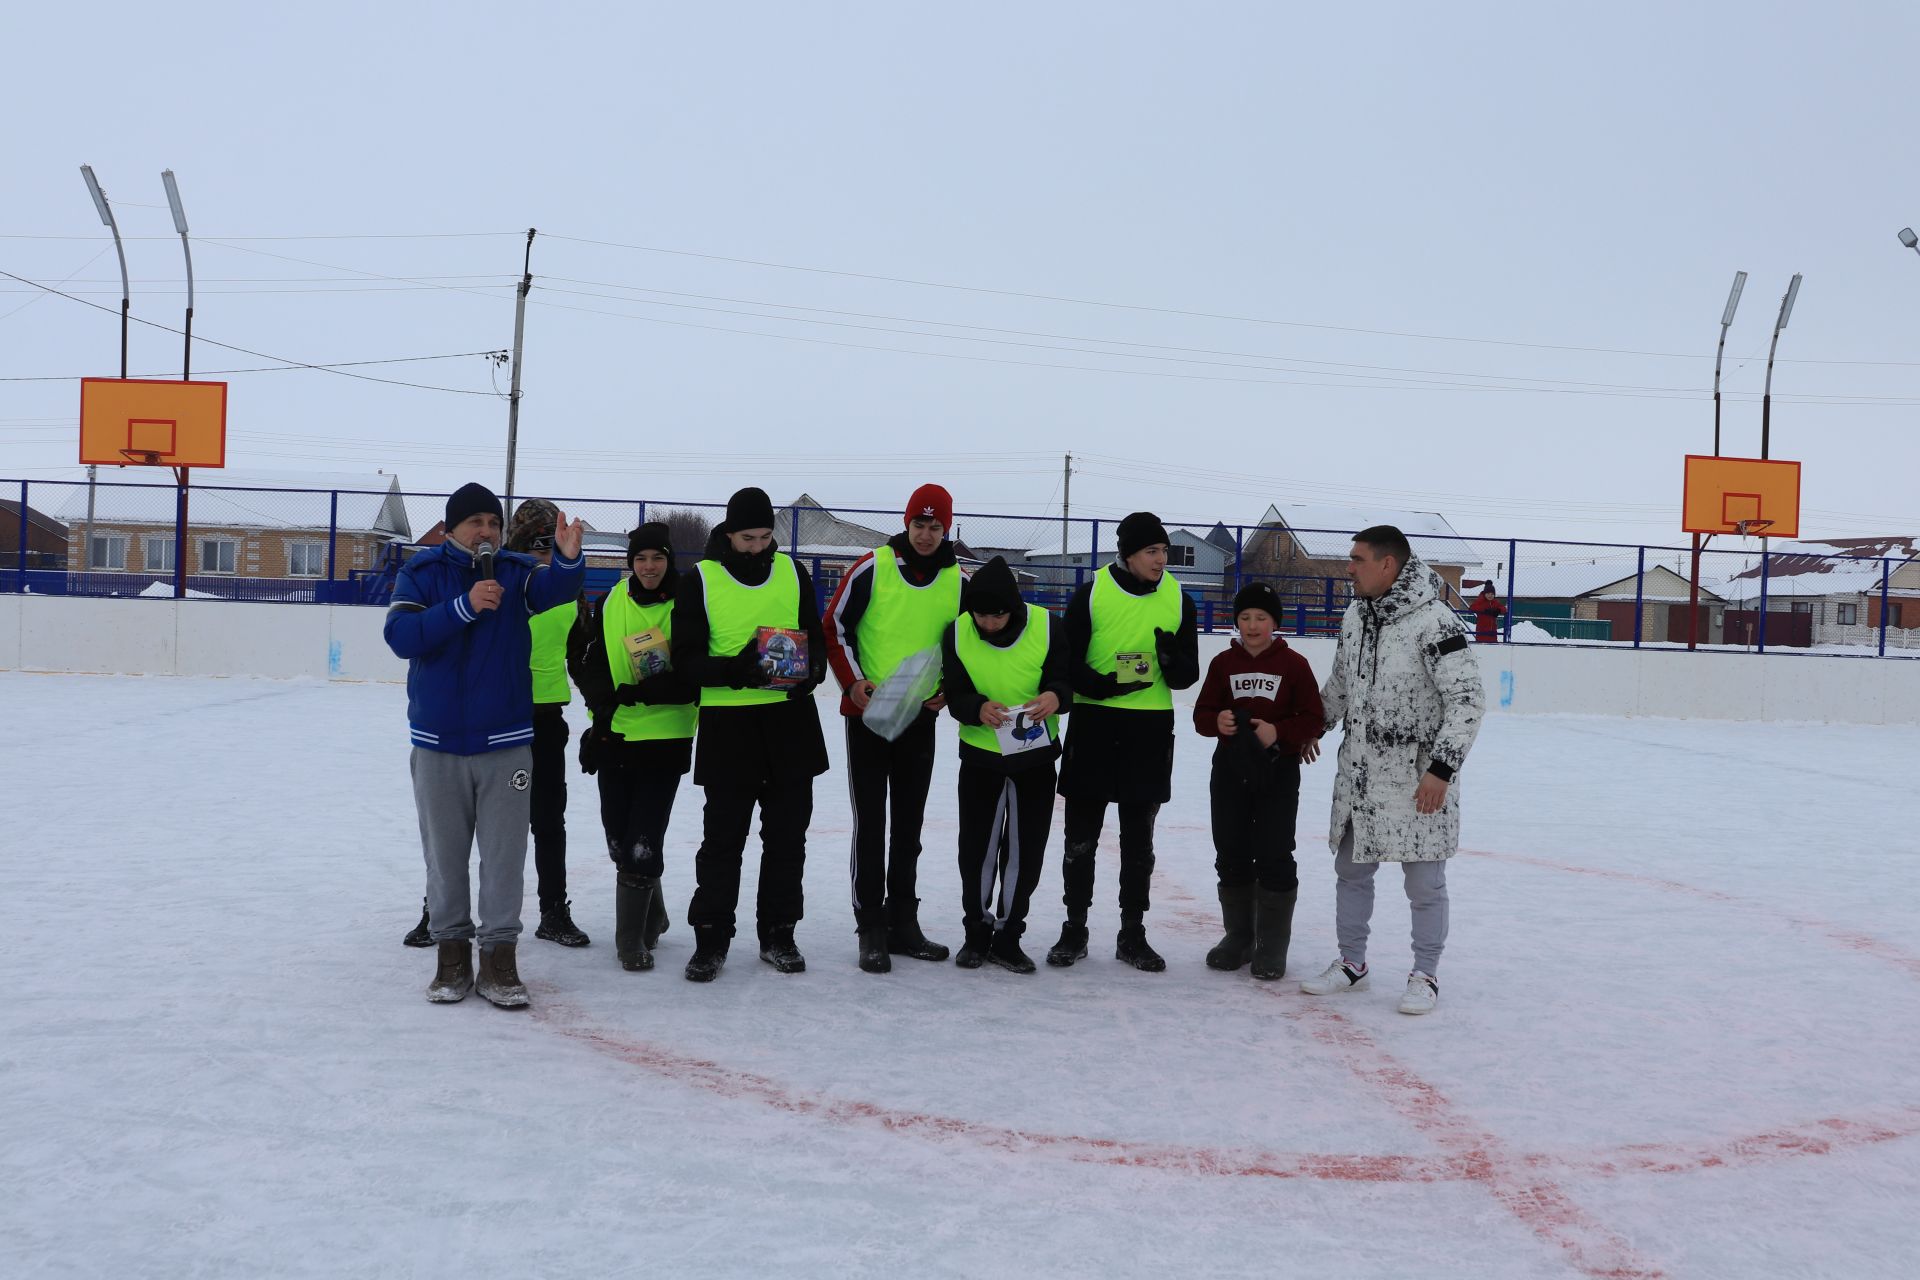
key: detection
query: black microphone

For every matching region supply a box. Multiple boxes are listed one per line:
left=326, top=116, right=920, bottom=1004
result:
left=474, top=539, right=496, bottom=581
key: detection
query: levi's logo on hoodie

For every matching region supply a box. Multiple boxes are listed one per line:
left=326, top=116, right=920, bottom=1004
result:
left=1230, top=672, right=1281, bottom=699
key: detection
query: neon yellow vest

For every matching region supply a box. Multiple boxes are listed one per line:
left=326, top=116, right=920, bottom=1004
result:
left=1082, top=565, right=1182, bottom=711
left=530, top=599, right=576, bottom=705
left=954, top=603, right=1059, bottom=753
left=698, top=553, right=800, bottom=708
left=860, top=547, right=961, bottom=687
left=602, top=582, right=698, bottom=742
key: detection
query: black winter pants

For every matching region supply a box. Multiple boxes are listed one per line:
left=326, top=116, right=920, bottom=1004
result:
left=688, top=779, right=813, bottom=943
left=530, top=704, right=570, bottom=911
left=595, top=756, right=682, bottom=879
left=844, top=715, right=936, bottom=929
left=956, top=761, right=1055, bottom=942
left=1209, top=753, right=1301, bottom=893
left=1060, top=796, right=1159, bottom=917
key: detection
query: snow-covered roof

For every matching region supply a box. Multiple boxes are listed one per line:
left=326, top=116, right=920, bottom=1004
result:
left=1705, top=561, right=1893, bottom=601
left=51, top=471, right=411, bottom=539
left=1512, top=560, right=1719, bottom=603
left=1256, top=502, right=1481, bottom=569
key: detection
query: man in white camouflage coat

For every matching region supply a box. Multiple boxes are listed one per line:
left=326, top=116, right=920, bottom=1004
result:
left=1300, top=525, right=1484, bottom=1015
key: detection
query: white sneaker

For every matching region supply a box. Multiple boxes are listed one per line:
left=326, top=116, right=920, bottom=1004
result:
left=1299, top=958, right=1370, bottom=995
left=1398, top=971, right=1438, bottom=1015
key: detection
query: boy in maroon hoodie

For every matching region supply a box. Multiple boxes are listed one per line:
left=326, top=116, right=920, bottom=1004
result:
left=1192, top=581, right=1324, bottom=979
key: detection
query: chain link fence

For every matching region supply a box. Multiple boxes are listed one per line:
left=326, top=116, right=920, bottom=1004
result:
left=6, top=477, right=1917, bottom=658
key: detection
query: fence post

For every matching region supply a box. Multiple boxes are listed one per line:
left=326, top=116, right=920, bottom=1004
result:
left=16, top=480, right=28, bottom=594
left=1233, top=524, right=1245, bottom=598
left=1504, top=539, right=1517, bottom=642
left=790, top=505, right=801, bottom=553
left=1632, top=546, right=1645, bottom=649
left=636, top=500, right=647, bottom=528
left=1295, top=599, right=1306, bottom=637
left=1757, top=549, right=1771, bottom=652
left=1880, top=558, right=1891, bottom=658
left=327, top=491, right=339, bottom=585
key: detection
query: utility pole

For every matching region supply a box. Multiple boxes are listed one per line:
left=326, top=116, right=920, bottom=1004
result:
left=79, top=165, right=129, bottom=576
left=503, top=228, right=536, bottom=520
left=1060, top=451, right=1072, bottom=559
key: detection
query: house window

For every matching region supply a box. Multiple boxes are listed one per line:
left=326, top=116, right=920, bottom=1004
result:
left=1167, top=544, right=1196, bottom=567
left=199, top=538, right=238, bottom=574
left=144, top=537, right=176, bottom=574
left=1836, top=604, right=1859, bottom=626
left=287, top=541, right=327, bottom=577
left=89, top=533, right=127, bottom=570
left=1789, top=601, right=1812, bottom=616
left=1886, top=603, right=1903, bottom=628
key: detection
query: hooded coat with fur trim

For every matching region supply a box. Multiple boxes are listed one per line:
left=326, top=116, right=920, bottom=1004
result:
left=1321, top=555, right=1485, bottom=864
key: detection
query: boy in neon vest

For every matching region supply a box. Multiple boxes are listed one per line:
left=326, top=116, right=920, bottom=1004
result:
left=668, top=487, right=829, bottom=982
left=570, top=522, right=698, bottom=971
left=508, top=498, right=590, bottom=949
left=823, top=482, right=964, bottom=974
left=1049, top=511, right=1199, bottom=972
left=384, top=482, right=585, bottom=1007
left=939, top=557, right=1072, bottom=972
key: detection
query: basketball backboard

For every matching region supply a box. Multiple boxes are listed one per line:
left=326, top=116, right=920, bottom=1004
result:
left=79, top=378, right=227, bottom=468
left=1682, top=455, right=1800, bottom=539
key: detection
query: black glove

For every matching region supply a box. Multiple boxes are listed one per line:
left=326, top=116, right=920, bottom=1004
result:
left=1084, top=670, right=1129, bottom=701
left=578, top=725, right=605, bottom=776
left=615, top=681, right=651, bottom=706
left=727, top=637, right=772, bottom=688
left=1154, top=627, right=1176, bottom=670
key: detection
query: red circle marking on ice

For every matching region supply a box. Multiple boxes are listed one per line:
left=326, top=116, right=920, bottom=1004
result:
left=533, top=847, right=1920, bottom=1280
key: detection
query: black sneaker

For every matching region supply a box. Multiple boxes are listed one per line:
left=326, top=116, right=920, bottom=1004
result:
left=988, top=933, right=1037, bottom=975
left=1046, top=922, right=1090, bottom=968
left=403, top=899, right=433, bottom=948
left=857, top=926, right=892, bottom=974
left=759, top=925, right=806, bottom=974
left=535, top=901, right=591, bottom=948
left=1115, top=925, right=1166, bottom=973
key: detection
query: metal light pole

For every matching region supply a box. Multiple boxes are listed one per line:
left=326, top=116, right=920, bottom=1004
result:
left=161, top=170, right=195, bottom=598
left=503, top=228, right=536, bottom=519
left=79, top=164, right=130, bottom=576
left=1759, top=273, right=1801, bottom=460
left=1901, top=227, right=1920, bottom=260
left=1690, top=270, right=1748, bottom=650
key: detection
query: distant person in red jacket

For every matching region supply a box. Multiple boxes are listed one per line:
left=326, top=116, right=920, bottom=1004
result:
left=1192, top=582, right=1325, bottom=980
left=1470, top=582, right=1507, bottom=644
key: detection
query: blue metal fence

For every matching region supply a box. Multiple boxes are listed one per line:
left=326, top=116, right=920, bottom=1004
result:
left=6, top=477, right=1917, bottom=659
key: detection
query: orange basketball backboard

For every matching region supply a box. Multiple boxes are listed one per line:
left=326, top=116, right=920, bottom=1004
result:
left=79, top=378, right=227, bottom=468
left=1683, top=455, right=1800, bottom=538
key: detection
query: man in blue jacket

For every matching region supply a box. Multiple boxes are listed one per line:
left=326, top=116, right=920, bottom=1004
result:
left=385, top=482, right=585, bottom=1008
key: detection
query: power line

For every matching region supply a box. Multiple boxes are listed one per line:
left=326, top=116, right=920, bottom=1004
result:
left=0, top=350, right=508, bottom=383
left=0, top=267, right=504, bottom=397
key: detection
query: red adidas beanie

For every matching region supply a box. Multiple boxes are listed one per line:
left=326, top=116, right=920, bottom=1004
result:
left=904, top=483, right=953, bottom=529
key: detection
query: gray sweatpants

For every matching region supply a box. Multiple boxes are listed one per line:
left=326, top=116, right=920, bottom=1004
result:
left=1334, top=824, right=1450, bottom=978
left=411, top=745, right=534, bottom=948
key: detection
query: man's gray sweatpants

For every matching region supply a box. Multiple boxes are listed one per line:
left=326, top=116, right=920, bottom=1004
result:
left=412, top=745, right=534, bottom=948
left=1334, top=824, right=1449, bottom=978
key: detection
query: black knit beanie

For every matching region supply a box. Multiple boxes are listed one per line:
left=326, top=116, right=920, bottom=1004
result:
left=963, top=556, right=1023, bottom=615
left=445, top=482, right=503, bottom=532
left=724, top=486, right=776, bottom=533
left=628, top=522, right=672, bottom=560
left=1233, top=581, right=1283, bottom=622
left=1116, top=511, right=1171, bottom=560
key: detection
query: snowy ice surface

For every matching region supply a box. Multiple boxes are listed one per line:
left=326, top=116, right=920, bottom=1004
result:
left=4, top=672, right=1918, bottom=1279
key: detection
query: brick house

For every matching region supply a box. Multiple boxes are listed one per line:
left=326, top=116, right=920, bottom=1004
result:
left=1706, top=537, right=1920, bottom=651
left=0, top=498, right=69, bottom=571
left=52, top=471, right=411, bottom=595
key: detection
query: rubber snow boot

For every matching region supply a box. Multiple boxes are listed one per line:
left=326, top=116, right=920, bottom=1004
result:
left=954, top=926, right=992, bottom=969
left=475, top=942, right=529, bottom=1008
left=886, top=899, right=950, bottom=963
left=615, top=873, right=657, bottom=972
left=535, top=900, right=590, bottom=948
left=1115, top=912, right=1166, bottom=973
left=759, top=924, right=807, bottom=974
left=646, top=885, right=670, bottom=950
left=403, top=898, right=433, bottom=948
left=1046, top=915, right=1090, bottom=968
left=858, top=924, right=892, bottom=974
left=988, top=930, right=1037, bottom=975
left=1205, top=885, right=1256, bottom=971
left=1249, top=887, right=1297, bottom=981
left=684, top=927, right=729, bottom=983
left=426, top=940, right=472, bottom=1003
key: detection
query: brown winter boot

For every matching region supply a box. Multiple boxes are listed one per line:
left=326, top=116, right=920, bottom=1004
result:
left=427, top=940, right=473, bottom=1003
left=476, top=942, right=530, bottom=1008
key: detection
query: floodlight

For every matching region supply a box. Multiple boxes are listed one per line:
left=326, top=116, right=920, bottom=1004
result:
left=161, top=170, right=189, bottom=235
left=1775, top=273, right=1802, bottom=332
left=1720, top=271, right=1747, bottom=327
left=1900, top=228, right=1918, bottom=249
left=80, top=164, right=113, bottom=226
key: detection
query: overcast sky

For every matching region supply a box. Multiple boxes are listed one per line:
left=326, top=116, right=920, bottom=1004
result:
left=4, top=1, right=1918, bottom=548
